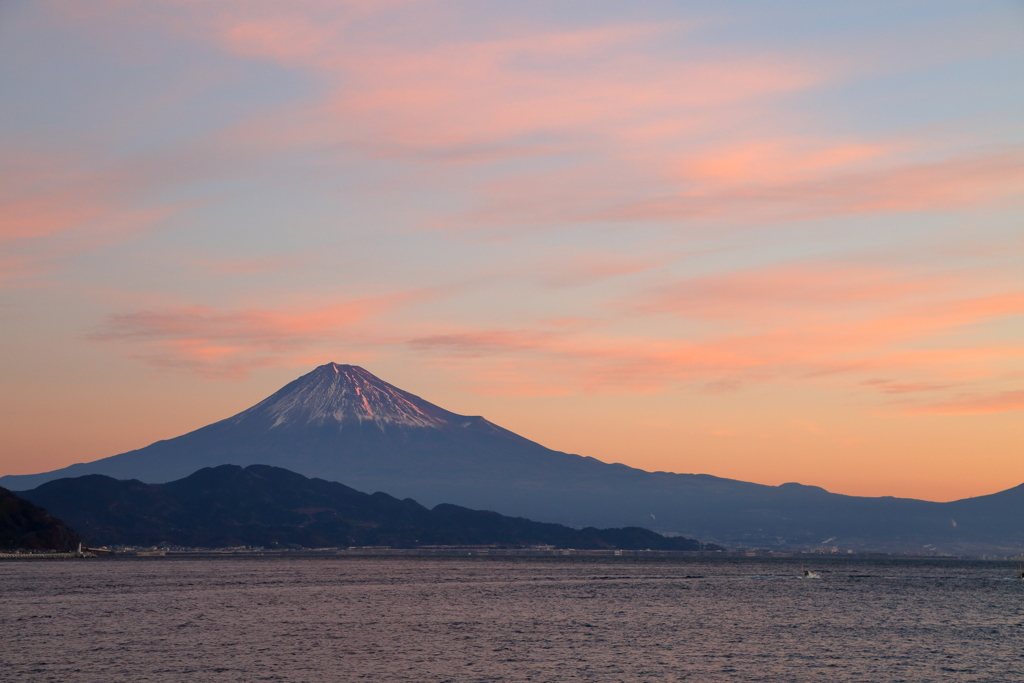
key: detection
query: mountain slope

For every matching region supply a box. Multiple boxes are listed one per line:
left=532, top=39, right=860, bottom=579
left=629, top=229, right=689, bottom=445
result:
left=0, top=486, right=81, bottom=550
left=15, top=465, right=710, bottom=550
left=3, top=363, right=1021, bottom=553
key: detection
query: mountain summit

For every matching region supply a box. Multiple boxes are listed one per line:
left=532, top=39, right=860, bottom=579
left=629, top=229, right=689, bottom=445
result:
left=230, top=363, right=518, bottom=439
left=4, top=363, right=1023, bottom=553
left=239, top=363, right=450, bottom=429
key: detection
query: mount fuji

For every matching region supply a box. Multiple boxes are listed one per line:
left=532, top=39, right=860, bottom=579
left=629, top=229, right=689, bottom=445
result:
left=4, top=363, right=606, bottom=513
left=4, top=363, right=1022, bottom=553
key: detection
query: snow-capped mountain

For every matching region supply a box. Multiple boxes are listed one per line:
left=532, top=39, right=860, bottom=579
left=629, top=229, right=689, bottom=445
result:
left=229, top=363, right=519, bottom=439
left=3, top=363, right=1022, bottom=553
left=0, top=362, right=549, bottom=498
left=238, top=363, right=456, bottom=429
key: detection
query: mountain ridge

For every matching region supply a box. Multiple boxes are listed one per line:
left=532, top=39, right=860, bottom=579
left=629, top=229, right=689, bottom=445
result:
left=15, top=464, right=713, bottom=551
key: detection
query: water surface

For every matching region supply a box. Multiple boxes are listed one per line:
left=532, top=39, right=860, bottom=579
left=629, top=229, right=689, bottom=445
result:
left=2, top=556, right=1022, bottom=681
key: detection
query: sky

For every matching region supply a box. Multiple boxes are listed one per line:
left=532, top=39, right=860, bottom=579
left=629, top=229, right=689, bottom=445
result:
left=1, top=0, right=1022, bottom=502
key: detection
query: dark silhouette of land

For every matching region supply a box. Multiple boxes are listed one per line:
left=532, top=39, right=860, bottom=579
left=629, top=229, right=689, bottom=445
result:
left=0, top=486, right=80, bottom=550
left=16, top=464, right=714, bottom=550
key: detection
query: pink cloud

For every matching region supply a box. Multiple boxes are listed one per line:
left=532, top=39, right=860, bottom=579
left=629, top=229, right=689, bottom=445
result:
left=409, top=329, right=560, bottom=357
left=638, top=262, right=950, bottom=323
left=427, top=144, right=1023, bottom=235
left=45, top=2, right=1021, bottom=241
left=401, top=256, right=1023, bottom=402
left=196, top=6, right=1023, bottom=230
left=17, top=3, right=1021, bottom=401
left=193, top=254, right=311, bottom=276
left=537, top=253, right=669, bottom=289
left=0, top=150, right=135, bottom=244
left=406, top=323, right=769, bottom=395
left=91, top=292, right=424, bottom=378
left=408, top=318, right=1020, bottom=401
left=0, top=143, right=214, bottom=289
left=0, top=256, right=48, bottom=286
left=680, top=140, right=895, bottom=184
left=182, top=7, right=827, bottom=175
left=601, top=147, right=1024, bottom=227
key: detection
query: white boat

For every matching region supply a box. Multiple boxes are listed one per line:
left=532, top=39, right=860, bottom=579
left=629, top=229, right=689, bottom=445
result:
left=801, top=564, right=821, bottom=579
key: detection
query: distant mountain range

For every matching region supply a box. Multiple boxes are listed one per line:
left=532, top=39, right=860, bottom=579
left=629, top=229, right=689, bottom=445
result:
left=3, top=362, right=1022, bottom=554
left=15, top=464, right=711, bottom=550
left=0, top=486, right=80, bottom=551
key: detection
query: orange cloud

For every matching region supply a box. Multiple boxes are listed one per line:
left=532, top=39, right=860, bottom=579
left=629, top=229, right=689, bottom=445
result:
left=409, top=329, right=562, bottom=356
left=861, top=379, right=952, bottom=395
left=638, top=262, right=950, bottom=322
left=915, top=391, right=1024, bottom=415
left=681, top=140, right=894, bottom=184
left=408, top=318, right=1020, bottom=403
left=400, top=255, right=1022, bottom=406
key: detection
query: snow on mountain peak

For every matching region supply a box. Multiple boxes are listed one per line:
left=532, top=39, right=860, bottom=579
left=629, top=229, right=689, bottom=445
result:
left=231, top=362, right=466, bottom=431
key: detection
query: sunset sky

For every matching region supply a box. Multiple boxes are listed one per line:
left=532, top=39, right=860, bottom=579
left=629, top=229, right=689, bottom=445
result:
left=2, top=1, right=1022, bottom=501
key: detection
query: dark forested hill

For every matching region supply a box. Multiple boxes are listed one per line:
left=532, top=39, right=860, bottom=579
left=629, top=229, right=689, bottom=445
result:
left=0, top=486, right=81, bottom=550
left=16, top=465, right=713, bottom=550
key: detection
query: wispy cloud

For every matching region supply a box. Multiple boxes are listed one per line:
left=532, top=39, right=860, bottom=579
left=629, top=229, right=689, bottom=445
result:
left=33, top=3, right=1022, bottom=396
left=537, top=253, right=669, bottom=289
left=400, top=256, right=1024, bottom=408
left=451, top=145, right=1024, bottom=231
left=637, top=262, right=949, bottom=322
left=0, top=139, right=238, bottom=288
left=185, top=4, right=1024, bottom=235
left=0, top=149, right=170, bottom=245
left=90, top=292, right=425, bottom=378
left=192, top=253, right=312, bottom=276
left=26, top=1, right=1022, bottom=257
left=914, top=390, right=1024, bottom=415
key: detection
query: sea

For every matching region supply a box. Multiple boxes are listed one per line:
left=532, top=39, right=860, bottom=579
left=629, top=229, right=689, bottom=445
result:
left=2, top=555, right=1022, bottom=682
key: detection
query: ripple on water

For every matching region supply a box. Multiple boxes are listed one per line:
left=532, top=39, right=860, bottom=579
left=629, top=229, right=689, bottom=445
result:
left=1, top=556, right=1022, bottom=682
